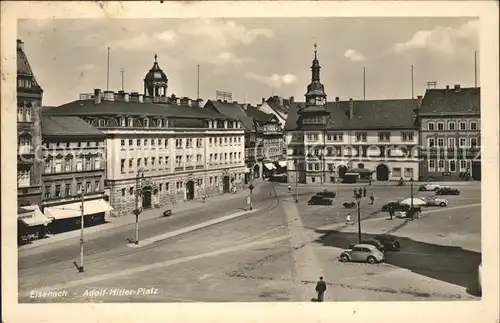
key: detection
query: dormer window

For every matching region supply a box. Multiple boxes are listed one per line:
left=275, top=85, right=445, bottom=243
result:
left=120, top=117, right=126, bottom=127
left=128, top=118, right=134, bottom=127
left=144, top=118, right=149, bottom=127
left=98, top=119, right=106, bottom=127
left=158, top=119, right=163, bottom=127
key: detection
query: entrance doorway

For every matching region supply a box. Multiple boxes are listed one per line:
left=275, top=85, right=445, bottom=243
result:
left=142, top=186, right=152, bottom=209
left=338, top=165, right=348, bottom=179
left=376, top=164, right=389, bottom=181
left=253, top=164, right=260, bottom=178
left=186, top=180, right=195, bottom=200
left=471, top=161, right=481, bottom=181
left=223, top=176, right=230, bottom=193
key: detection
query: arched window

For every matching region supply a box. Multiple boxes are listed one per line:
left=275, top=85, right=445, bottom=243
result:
left=85, top=153, right=93, bottom=170
left=25, top=102, right=32, bottom=122
left=64, top=155, right=73, bottom=172
left=94, top=153, right=102, bottom=170
left=144, top=118, right=149, bottom=127
left=18, top=133, right=32, bottom=154
left=76, top=154, right=83, bottom=171
left=17, top=103, right=24, bottom=122
left=54, top=154, right=63, bottom=173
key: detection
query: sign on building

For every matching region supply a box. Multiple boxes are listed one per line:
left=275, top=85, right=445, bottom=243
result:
left=216, top=91, right=232, bottom=102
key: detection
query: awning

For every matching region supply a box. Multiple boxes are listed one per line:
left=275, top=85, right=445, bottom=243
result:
left=278, top=161, right=287, bottom=167
left=264, top=163, right=276, bottom=170
left=18, top=205, right=52, bottom=227
left=45, top=199, right=113, bottom=220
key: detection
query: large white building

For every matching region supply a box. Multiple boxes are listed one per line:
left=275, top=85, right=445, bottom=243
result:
left=284, top=45, right=420, bottom=184
left=44, top=55, right=246, bottom=217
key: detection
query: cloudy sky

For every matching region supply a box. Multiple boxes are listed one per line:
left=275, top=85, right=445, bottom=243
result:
left=18, top=17, right=479, bottom=106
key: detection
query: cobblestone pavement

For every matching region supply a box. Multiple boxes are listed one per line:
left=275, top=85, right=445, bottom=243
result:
left=19, top=182, right=481, bottom=302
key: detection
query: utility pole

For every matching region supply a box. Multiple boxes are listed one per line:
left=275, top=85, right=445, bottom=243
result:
left=474, top=51, right=478, bottom=88
left=78, top=187, right=85, bottom=272
left=197, top=64, right=200, bottom=100
left=121, top=68, right=124, bottom=91
left=411, top=64, right=414, bottom=99
left=295, top=160, right=299, bottom=203
left=134, top=168, right=144, bottom=245
left=363, top=66, right=366, bottom=100
left=106, top=47, right=110, bottom=91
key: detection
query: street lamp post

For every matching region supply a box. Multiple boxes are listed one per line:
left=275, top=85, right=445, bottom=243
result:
left=410, top=178, right=414, bottom=210
left=248, top=182, right=254, bottom=211
left=356, top=193, right=362, bottom=243
left=134, top=168, right=145, bottom=245
left=78, top=189, right=85, bottom=272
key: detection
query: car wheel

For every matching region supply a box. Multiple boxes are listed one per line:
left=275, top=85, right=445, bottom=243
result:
left=367, top=256, right=377, bottom=264
left=394, top=242, right=400, bottom=250
left=340, top=254, right=349, bottom=262
left=439, top=202, right=446, bottom=206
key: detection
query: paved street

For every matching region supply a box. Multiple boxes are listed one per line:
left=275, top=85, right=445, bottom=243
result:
left=19, top=181, right=481, bottom=302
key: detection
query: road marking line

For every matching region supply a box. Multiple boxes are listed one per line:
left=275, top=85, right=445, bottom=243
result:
left=138, top=209, right=259, bottom=245
left=19, top=234, right=291, bottom=298
left=424, top=203, right=480, bottom=214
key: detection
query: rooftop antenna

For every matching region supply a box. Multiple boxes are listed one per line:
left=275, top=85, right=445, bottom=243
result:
left=411, top=64, right=414, bottom=99
left=244, top=92, right=246, bottom=104
left=197, top=64, right=200, bottom=100
left=363, top=66, right=366, bottom=100
left=106, top=47, right=110, bottom=91
left=121, top=68, right=124, bottom=91
left=474, top=50, right=478, bottom=88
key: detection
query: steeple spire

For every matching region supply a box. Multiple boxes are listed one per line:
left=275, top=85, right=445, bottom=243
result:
left=314, top=43, right=317, bottom=60
left=302, top=43, right=327, bottom=109
left=154, top=53, right=158, bottom=63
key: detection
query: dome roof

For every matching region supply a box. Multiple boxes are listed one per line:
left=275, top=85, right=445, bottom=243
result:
left=144, top=54, right=168, bottom=83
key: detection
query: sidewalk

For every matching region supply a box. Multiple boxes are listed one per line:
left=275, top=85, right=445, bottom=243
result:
left=19, top=183, right=263, bottom=251
left=277, top=181, right=480, bottom=188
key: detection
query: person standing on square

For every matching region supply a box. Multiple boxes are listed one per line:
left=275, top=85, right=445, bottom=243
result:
left=315, top=276, right=327, bottom=302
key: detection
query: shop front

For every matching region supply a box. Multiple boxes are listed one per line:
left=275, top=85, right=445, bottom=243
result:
left=263, top=162, right=276, bottom=178
left=18, top=205, right=52, bottom=245
left=44, top=198, right=113, bottom=234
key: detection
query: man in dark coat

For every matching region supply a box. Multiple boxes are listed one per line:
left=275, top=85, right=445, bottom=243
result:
left=353, top=188, right=357, bottom=197
left=363, top=187, right=367, bottom=197
left=315, top=276, right=327, bottom=302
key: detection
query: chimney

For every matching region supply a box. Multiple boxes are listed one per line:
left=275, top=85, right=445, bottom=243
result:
left=103, top=91, right=114, bottom=101
left=262, top=97, right=265, bottom=103
left=130, top=92, right=139, bottom=102
left=242, top=103, right=248, bottom=110
left=17, top=39, right=24, bottom=51
left=446, top=85, right=450, bottom=90
left=349, top=98, right=354, bottom=119
left=138, top=94, right=143, bottom=103
left=278, top=97, right=283, bottom=106
left=94, top=89, right=102, bottom=104
left=335, top=97, right=339, bottom=102
left=289, top=96, right=294, bottom=104
left=124, top=92, right=130, bottom=102
left=454, top=84, right=461, bottom=92
left=417, top=95, right=423, bottom=108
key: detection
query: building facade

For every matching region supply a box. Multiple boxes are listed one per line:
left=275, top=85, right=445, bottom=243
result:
left=17, top=39, right=52, bottom=244
left=45, top=56, right=246, bottom=217
left=417, top=85, right=481, bottom=181
left=40, top=116, right=111, bottom=234
left=284, top=45, right=420, bottom=184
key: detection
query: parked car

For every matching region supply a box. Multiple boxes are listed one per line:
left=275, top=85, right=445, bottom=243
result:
left=436, top=187, right=460, bottom=195
left=308, top=195, right=333, bottom=205
left=342, top=201, right=357, bottom=209
left=423, top=196, right=448, bottom=207
left=381, top=201, right=409, bottom=212
left=418, top=184, right=442, bottom=191
left=316, top=190, right=337, bottom=198
left=373, top=234, right=401, bottom=251
left=162, top=209, right=172, bottom=217
left=349, top=239, right=385, bottom=252
left=340, top=244, right=385, bottom=264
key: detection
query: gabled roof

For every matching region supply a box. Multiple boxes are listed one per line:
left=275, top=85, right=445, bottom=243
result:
left=419, top=87, right=480, bottom=116
left=245, top=106, right=275, bottom=123
left=237, top=116, right=256, bottom=132
left=17, top=39, right=42, bottom=90
left=41, top=116, right=105, bottom=138
left=284, top=99, right=418, bottom=131
left=204, top=100, right=249, bottom=118
left=44, top=99, right=233, bottom=120
left=265, top=96, right=290, bottom=119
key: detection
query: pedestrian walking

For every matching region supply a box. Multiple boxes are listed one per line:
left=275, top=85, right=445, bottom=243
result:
left=369, top=193, right=374, bottom=205
left=201, top=194, right=206, bottom=203
left=346, top=214, right=351, bottom=224
left=358, top=188, right=363, bottom=197
left=315, top=276, right=327, bottom=302
left=353, top=188, right=357, bottom=198
left=363, top=187, right=367, bottom=197
left=389, top=206, right=394, bottom=220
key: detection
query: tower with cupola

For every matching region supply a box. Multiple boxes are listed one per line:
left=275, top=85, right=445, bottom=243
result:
left=143, top=54, right=168, bottom=102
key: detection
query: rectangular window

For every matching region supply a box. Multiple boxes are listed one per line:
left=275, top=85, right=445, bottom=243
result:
left=437, top=160, right=445, bottom=171
left=165, top=182, right=169, bottom=191
left=404, top=168, right=413, bottom=178
left=448, top=122, right=455, bottom=131
left=151, top=157, right=156, bottom=167
left=121, top=139, right=125, bottom=147
left=176, top=139, right=183, bottom=148
left=197, top=154, right=202, bottom=162
left=137, top=158, right=141, bottom=168
left=448, top=160, right=456, bottom=172
left=65, top=186, right=71, bottom=197
left=121, top=188, right=126, bottom=197
left=128, top=118, right=133, bottom=127
left=402, top=132, right=414, bottom=142
left=437, top=122, right=444, bottom=131
left=85, top=156, right=92, bottom=170
left=76, top=157, right=83, bottom=171
left=448, top=138, right=456, bottom=148
left=378, top=132, right=390, bottom=142
left=355, top=132, right=367, bottom=142
left=428, top=122, right=435, bottom=131
left=459, top=122, right=467, bottom=130
left=158, top=139, right=162, bottom=147
left=470, top=121, right=477, bottom=130
left=158, top=156, right=163, bottom=167
left=144, top=157, right=148, bottom=167
left=137, top=139, right=141, bottom=146
left=86, top=182, right=92, bottom=193
left=428, top=160, right=436, bottom=171
left=460, top=160, right=469, bottom=171
left=314, top=164, right=320, bottom=171
left=176, top=156, right=182, bottom=166
left=120, top=159, right=125, bottom=173
left=151, top=139, right=156, bottom=146
left=95, top=181, right=100, bottom=192
left=129, top=159, right=133, bottom=170
left=392, top=168, right=401, bottom=178
left=437, top=138, right=444, bottom=147
left=307, top=164, right=313, bottom=171
left=144, top=139, right=148, bottom=146
left=129, top=187, right=134, bottom=195
left=55, top=185, right=61, bottom=197
left=44, top=185, right=51, bottom=198
left=470, top=137, right=478, bottom=148
left=54, top=159, right=62, bottom=173
left=459, top=138, right=467, bottom=147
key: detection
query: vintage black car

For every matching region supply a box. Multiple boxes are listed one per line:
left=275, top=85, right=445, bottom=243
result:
left=349, top=239, right=385, bottom=252
left=308, top=195, right=333, bottom=205
left=373, top=234, right=401, bottom=251
left=316, top=190, right=337, bottom=198
left=162, top=209, right=172, bottom=217
left=436, top=187, right=460, bottom=195
left=381, top=201, right=410, bottom=212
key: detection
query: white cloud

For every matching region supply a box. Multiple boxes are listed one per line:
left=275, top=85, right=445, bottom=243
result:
left=393, top=19, right=479, bottom=55
left=245, top=72, right=297, bottom=88
left=106, top=30, right=177, bottom=51
left=344, top=49, right=367, bottom=62
left=209, top=52, right=253, bottom=66
left=76, top=63, right=96, bottom=71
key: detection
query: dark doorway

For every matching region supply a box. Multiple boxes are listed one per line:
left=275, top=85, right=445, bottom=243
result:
left=223, top=176, right=230, bottom=193
left=142, top=186, right=152, bottom=209
left=376, top=164, right=389, bottom=181
left=253, top=164, right=260, bottom=178
left=186, top=181, right=195, bottom=200
left=338, top=165, right=348, bottom=179
left=471, top=161, right=481, bottom=181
